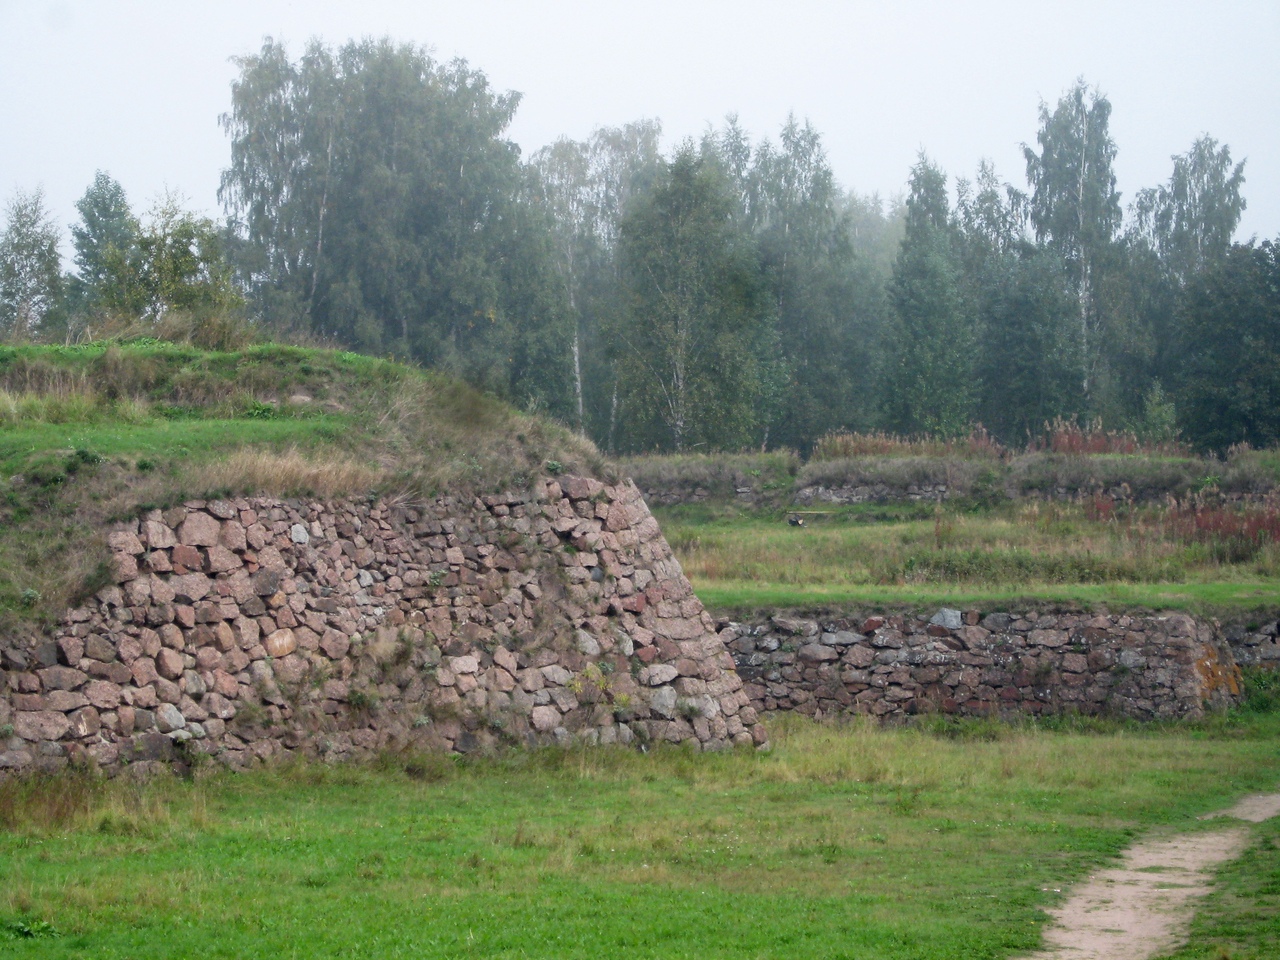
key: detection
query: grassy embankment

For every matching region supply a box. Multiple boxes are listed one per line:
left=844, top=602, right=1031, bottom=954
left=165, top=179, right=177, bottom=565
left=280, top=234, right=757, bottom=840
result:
left=623, top=443, right=1280, bottom=617
left=2, top=709, right=1280, bottom=959
left=0, top=341, right=603, bottom=638
left=657, top=501, right=1280, bottom=616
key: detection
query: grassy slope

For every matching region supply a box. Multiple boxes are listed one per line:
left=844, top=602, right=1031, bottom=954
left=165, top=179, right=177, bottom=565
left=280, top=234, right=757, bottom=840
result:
left=0, top=341, right=603, bottom=634
left=2, top=717, right=1279, bottom=958
left=652, top=503, right=1280, bottom=618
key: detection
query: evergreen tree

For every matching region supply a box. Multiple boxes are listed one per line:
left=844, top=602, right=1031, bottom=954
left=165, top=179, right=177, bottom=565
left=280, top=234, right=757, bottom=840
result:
left=71, top=172, right=139, bottom=304
left=1176, top=239, right=1280, bottom=451
left=734, top=115, right=878, bottom=448
left=973, top=250, right=1081, bottom=440
left=883, top=156, right=976, bottom=437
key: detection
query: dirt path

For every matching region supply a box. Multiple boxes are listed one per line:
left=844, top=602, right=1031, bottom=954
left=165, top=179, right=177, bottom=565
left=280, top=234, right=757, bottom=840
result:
left=1022, top=791, right=1280, bottom=960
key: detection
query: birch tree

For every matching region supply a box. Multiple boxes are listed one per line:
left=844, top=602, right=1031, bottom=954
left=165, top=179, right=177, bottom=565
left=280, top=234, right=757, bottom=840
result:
left=0, top=188, right=62, bottom=340
left=1132, top=135, right=1246, bottom=284
left=614, top=145, right=775, bottom=451
left=1024, top=79, right=1121, bottom=399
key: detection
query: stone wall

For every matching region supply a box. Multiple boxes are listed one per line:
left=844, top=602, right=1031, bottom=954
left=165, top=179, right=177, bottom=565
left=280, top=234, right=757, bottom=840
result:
left=0, top=477, right=767, bottom=776
left=726, top=609, right=1245, bottom=722
left=793, top=481, right=951, bottom=505
left=793, top=482, right=1280, bottom=508
left=1223, top=620, right=1280, bottom=668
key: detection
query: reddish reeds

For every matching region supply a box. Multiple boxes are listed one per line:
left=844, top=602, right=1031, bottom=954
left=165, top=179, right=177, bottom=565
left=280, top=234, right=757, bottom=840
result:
left=1141, top=498, right=1280, bottom=563
left=1028, top=416, right=1194, bottom=458
left=811, top=425, right=1005, bottom=461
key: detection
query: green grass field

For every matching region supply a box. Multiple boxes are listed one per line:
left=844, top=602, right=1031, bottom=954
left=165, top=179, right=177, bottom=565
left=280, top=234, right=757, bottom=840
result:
left=3, top=716, right=1280, bottom=959
left=653, top=502, right=1280, bottom=617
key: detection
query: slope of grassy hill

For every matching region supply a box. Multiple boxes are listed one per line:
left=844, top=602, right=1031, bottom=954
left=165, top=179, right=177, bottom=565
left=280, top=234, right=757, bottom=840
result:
left=0, top=341, right=604, bottom=637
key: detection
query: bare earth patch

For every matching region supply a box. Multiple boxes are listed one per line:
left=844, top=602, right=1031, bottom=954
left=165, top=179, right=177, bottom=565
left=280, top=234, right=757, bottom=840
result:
left=1203, top=791, right=1280, bottom=824
left=1022, top=791, right=1280, bottom=960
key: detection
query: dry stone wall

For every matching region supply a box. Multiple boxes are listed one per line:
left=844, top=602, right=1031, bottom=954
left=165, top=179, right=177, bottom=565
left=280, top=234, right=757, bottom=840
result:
left=1223, top=620, right=1280, bottom=668
left=0, top=477, right=766, bottom=776
left=794, top=481, right=951, bottom=505
left=726, top=609, right=1243, bottom=722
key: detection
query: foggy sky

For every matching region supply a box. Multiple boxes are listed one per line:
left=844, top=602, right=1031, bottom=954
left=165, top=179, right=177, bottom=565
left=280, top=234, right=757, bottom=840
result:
left=1, top=0, right=1276, bottom=251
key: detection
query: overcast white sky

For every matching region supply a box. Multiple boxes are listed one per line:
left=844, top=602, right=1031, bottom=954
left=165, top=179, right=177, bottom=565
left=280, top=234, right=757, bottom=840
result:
left=1, top=0, right=1276, bottom=253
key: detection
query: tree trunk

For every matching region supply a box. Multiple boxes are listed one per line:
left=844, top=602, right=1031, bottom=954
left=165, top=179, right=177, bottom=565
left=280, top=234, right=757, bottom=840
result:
left=607, top=381, right=618, bottom=454
left=308, top=128, right=334, bottom=320
left=568, top=282, right=584, bottom=434
left=1076, top=116, right=1090, bottom=399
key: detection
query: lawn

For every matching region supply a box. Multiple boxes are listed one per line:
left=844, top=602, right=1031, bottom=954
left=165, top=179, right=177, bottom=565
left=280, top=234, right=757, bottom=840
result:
left=0, top=415, right=352, bottom=477
left=3, top=717, right=1280, bottom=959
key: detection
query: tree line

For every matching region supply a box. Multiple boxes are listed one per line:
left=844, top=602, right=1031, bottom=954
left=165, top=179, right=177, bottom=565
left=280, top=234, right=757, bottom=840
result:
left=2, top=37, right=1276, bottom=453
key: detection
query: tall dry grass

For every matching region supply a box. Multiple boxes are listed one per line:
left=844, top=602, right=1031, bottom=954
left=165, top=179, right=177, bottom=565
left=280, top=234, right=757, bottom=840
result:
left=371, top=375, right=608, bottom=497
left=0, top=387, right=154, bottom=425
left=78, top=309, right=261, bottom=352
left=810, top=421, right=1198, bottom=463
left=0, top=771, right=209, bottom=840
left=193, top=448, right=385, bottom=498
left=811, top=427, right=1005, bottom=461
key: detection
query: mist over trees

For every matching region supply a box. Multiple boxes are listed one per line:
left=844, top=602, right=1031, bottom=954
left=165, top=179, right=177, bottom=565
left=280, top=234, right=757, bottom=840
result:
left=2, top=40, right=1274, bottom=455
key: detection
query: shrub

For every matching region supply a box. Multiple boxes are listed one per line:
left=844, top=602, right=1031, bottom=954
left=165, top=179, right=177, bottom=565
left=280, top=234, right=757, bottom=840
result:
left=1239, top=667, right=1280, bottom=713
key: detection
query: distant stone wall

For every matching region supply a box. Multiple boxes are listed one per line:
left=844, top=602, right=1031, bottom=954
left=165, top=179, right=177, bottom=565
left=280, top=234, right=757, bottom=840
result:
left=0, top=477, right=766, bottom=776
left=726, top=609, right=1245, bottom=722
left=793, top=481, right=951, bottom=505
left=793, top=483, right=1274, bottom=507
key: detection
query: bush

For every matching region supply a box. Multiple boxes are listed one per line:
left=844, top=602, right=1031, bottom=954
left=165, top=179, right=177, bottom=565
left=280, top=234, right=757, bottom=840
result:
left=1239, top=667, right=1280, bottom=714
